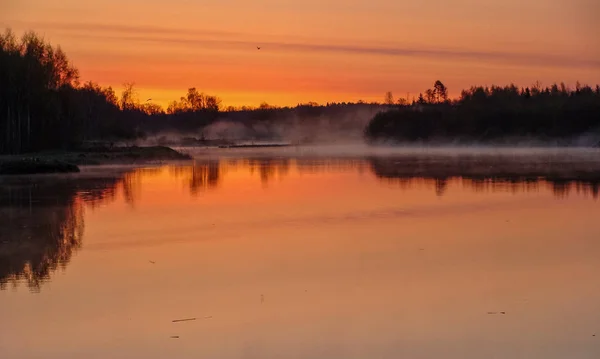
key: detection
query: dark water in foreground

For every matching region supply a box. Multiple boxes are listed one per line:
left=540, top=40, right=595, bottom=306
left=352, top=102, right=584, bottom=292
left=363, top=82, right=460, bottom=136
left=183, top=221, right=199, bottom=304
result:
left=1, top=151, right=599, bottom=359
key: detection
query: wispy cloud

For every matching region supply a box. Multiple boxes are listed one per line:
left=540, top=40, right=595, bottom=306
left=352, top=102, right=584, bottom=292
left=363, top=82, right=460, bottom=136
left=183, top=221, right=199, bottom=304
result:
left=261, top=42, right=600, bottom=69
left=76, top=35, right=600, bottom=69
left=1, top=20, right=240, bottom=39
left=4, top=21, right=600, bottom=69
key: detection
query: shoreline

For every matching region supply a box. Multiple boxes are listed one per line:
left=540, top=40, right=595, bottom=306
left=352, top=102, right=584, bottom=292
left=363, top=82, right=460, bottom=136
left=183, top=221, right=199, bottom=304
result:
left=0, top=146, right=191, bottom=175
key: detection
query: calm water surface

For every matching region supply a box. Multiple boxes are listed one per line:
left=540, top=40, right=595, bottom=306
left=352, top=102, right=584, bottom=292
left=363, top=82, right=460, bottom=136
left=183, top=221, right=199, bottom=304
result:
left=1, top=152, right=599, bottom=359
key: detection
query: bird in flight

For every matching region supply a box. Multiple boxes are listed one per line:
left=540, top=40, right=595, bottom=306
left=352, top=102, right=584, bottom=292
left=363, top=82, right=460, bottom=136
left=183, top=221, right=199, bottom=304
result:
left=257, top=46, right=261, bottom=50
left=146, top=98, right=152, bottom=102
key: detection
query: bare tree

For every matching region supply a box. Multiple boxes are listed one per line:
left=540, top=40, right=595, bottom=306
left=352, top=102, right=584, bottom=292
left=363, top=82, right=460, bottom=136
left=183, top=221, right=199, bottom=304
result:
left=139, top=103, right=164, bottom=115
left=384, top=91, right=394, bottom=105
left=433, top=80, right=448, bottom=103
left=425, top=89, right=435, bottom=103
left=204, top=95, right=221, bottom=112
left=121, top=82, right=138, bottom=110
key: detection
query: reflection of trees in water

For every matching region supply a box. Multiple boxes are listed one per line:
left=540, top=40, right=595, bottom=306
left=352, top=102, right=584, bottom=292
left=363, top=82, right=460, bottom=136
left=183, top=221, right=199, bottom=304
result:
left=247, top=159, right=290, bottom=186
left=170, top=159, right=292, bottom=189
left=169, top=162, right=220, bottom=195
left=0, top=196, right=84, bottom=291
left=224, top=158, right=365, bottom=186
left=181, top=158, right=369, bottom=189
left=0, top=173, right=131, bottom=291
left=463, top=177, right=540, bottom=193
left=168, top=158, right=370, bottom=192
left=190, top=162, right=220, bottom=194
left=295, top=158, right=366, bottom=175
left=3, top=157, right=597, bottom=292
left=228, top=158, right=365, bottom=186
left=119, top=167, right=161, bottom=206
left=435, top=178, right=448, bottom=196
left=168, top=157, right=600, bottom=198
left=368, top=157, right=600, bottom=198
left=548, top=180, right=599, bottom=199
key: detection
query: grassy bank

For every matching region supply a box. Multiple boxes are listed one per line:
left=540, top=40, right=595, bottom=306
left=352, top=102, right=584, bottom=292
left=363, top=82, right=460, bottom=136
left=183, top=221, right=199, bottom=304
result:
left=0, top=146, right=191, bottom=175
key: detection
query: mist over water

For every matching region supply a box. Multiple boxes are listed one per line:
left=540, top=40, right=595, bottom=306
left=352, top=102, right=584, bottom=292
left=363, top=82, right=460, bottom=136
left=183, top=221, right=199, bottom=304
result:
left=178, top=143, right=600, bottom=160
left=135, top=105, right=385, bottom=147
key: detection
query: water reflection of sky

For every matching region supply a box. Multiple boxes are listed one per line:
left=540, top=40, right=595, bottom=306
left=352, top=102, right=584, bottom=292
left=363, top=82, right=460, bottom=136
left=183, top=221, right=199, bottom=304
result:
left=1, top=157, right=599, bottom=359
left=1, top=157, right=598, bottom=291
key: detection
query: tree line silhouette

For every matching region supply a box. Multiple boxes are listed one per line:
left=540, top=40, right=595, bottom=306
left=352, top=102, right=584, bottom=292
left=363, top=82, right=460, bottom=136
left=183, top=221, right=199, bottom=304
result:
left=0, top=29, right=228, bottom=154
left=3, top=28, right=600, bottom=155
left=366, top=81, right=600, bottom=145
left=1, top=29, right=387, bottom=153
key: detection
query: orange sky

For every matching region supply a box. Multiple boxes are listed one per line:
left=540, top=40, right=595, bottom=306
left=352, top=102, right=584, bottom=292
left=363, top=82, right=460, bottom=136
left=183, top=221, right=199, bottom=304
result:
left=2, top=0, right=599, bottom=107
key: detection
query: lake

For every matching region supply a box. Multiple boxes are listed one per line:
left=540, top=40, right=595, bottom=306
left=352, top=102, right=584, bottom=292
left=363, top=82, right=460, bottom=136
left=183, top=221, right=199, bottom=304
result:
left=1, top=147, right=599, bottom=359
